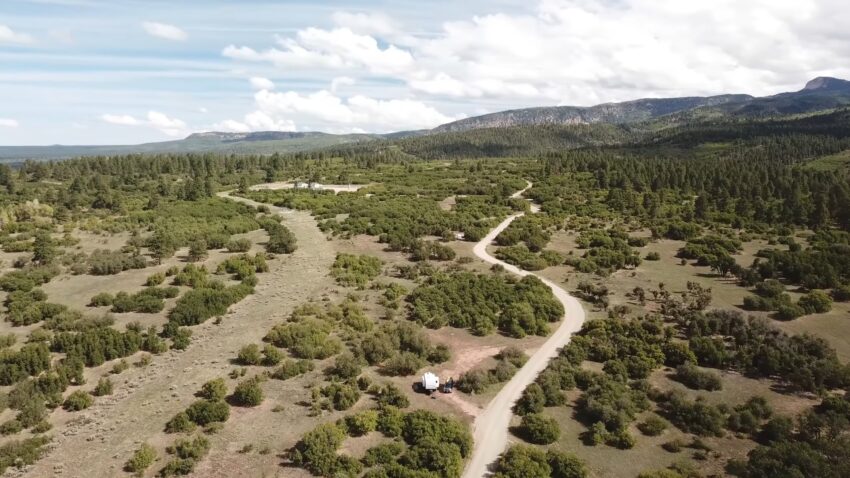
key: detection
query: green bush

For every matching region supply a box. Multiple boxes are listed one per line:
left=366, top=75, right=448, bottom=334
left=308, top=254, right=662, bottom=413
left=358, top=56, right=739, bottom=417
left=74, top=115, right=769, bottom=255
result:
left=519, top=413, right=561, bottom=444
left=343, top=410, right=379, bottom=436
left=168, top=284, right=253, bottom=326
left=198, top=379, right=227, bottom=401
left=89, top=292, right=114, bottom=307
left=0, top=435, right=51, bottom=475
left=330, top=254, right=383, bottom=287
left=225, top=238, right=252, bottom=252
left=290, top=423, right=346, bottom=476
left=184, top=400, right=229, bottom=426
left=271, top=359, right=314, bottom=380
left=237, top=344, right=262, bottom=365
left=232, top=378, right=264, bottom=407
left=145, top=272, right=166, bottom=286
left=125, top=443, right=157, bottom=475
left=638, top=415, right=668, bottom=436
left=674, top=363, right=722, bottom=391
left=494, top=445, right=551, bottom=478
left=262, top=344, right=283, bottom=366
left=321, top=382, right=360, bottom=411
left=62, top=390, right=93, bottom=411
left=645, top=252, right=661, bottom=261
left=165, top=412, right=196, bottom=433
left=798, top=290, right=833, bottom=314
left=361, top=442, right=404, bottom=467
left=93, top=377, right=114, bottom=396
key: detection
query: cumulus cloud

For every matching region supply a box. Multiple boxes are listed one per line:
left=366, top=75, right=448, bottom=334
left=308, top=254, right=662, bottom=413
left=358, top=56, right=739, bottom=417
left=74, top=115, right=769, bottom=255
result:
left=223, top=0, right=850, bottom=108
left=249, top=76, right=275, bottom=90
left=142, top=21, right=188, bottom=41
left=101, top=111, right=187, bottom=136
left=0, top=25, right=34, bottom=44
left=0, top=118, right=19, bottom=128
left=215, top=88, right=455, bottom=134
left=146, top=111, right=186, bottom=136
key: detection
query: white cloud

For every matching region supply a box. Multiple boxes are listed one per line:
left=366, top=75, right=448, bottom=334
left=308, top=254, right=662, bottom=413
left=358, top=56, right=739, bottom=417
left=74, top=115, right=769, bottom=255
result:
left=249, top=76, right=275, bottom=90
left=100, top=111, right=187, bottom=137
left=199, top=107, right=209, bottom=114
left=222, top=0, right=850, bottom=109
left=260, top=89, right=452, bottom=132
left=0, top=25, right=34, bottom=44
left=0, top=118, right=19, bottom=128
left=101, top=114, right=140, bottom=125
left=224, top=27, right=413, bottom=75
left=330, top=76, right=356, bottom=93
left=142, top=21, right=188, bottom=41
left=146, top=110, right=186, bottom=136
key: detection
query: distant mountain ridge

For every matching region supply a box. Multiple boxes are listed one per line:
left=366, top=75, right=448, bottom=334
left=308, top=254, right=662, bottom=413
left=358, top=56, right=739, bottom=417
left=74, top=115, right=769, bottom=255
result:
left=434, top=76, right=850, bottom=133
left=1, top=76, right=849, bottom=161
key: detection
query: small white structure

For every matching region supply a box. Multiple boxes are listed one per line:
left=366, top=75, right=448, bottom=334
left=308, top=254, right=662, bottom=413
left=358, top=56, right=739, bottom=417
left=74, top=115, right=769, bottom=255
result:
left=421, top=372, right=440, bottom=393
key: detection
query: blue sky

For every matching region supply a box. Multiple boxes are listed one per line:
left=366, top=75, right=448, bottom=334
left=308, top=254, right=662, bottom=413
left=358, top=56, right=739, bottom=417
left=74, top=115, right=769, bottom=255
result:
left=1, top=0, right=848, bottom=145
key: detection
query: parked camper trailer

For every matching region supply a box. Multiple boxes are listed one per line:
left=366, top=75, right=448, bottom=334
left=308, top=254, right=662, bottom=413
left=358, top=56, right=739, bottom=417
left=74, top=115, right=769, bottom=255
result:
left=421, top=372, right=439, bottom=394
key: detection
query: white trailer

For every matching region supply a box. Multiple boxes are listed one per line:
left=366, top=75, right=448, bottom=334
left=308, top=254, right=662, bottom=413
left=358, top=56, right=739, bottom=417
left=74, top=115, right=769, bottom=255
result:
left=421, top=372, right=440, bottom=393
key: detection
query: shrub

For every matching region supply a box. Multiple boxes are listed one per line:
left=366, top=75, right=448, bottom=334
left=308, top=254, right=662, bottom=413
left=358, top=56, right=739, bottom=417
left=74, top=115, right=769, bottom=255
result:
left=775, top=304, right=806, bottom=321
left=514, top=383, right=546, bottom=416
left=798, top=290, right=833, bottom=314
left=638, top=415, right=668, bottom=436
left=89, top=292, right=114, bottom=307
left=520, top=413, right=561, bottom=444
left=343, top=410, right=379, bottom=436
left=331, top=254, right=383, bottom=287
left=494, top=445, right=551, bottom=478
left=271, top=359, right=314, bottom=381
left=361, top=442, right=404, bottom=467
left=0, top=436, right=51, bottom=475
left=237, top=344, right=262, bottom=365
left=165, top=412, right=196, bottom=433
left=663, top=392, right=726, bottom=437
left=546, top=449, right=588, bottom=478
left=145, top=272, right=165, bottom=286
left=321, top=382, right=360, bottom=411
left=0, top=420, right=22, bottom=436
left=198, top=379, right=227, bottom=401
left=232, top=378, right=264, bottom=407
left=168, top=284, right=253, bottom=326
left=62, top=390, right=93, bottom=411
left=125, top=443, right=156, bottom=475
left=93, top=377, right=114, bottom=396
left=291, top=423, right=346, bottom=476
left=184, top=400, right=229, bottom=426
left=373, top=383, right=410, bottom=409
left=645, top=252, right=661, bottom=261
left=674, top=363, right=722, bottom=391
left=382, top=352, right=426, bottom=376
left=261, top=344, right=283, bottom=366
left=225, top=238, right=252, bottom=253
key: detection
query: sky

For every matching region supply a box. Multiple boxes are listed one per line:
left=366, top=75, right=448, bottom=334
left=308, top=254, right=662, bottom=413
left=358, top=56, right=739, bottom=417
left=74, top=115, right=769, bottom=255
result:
left=1, top=0, right=849, bottom=145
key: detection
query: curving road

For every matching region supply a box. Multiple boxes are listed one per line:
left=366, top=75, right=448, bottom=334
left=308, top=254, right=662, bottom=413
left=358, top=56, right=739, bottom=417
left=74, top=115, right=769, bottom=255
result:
left=462, top=182, right=586, bottom=478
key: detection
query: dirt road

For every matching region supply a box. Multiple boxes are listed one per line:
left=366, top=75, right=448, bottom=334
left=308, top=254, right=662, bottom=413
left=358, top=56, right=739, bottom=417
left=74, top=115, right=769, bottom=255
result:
left=21, top=192, right=335, bottom=477
left=462, top=184, right=586, bottom=478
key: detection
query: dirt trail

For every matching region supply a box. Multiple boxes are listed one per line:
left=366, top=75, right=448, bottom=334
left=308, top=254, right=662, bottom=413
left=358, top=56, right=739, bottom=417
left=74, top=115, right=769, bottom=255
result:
left=21, top=192, right=335, bottom=477
left=462, top=182, right=586, bottom=478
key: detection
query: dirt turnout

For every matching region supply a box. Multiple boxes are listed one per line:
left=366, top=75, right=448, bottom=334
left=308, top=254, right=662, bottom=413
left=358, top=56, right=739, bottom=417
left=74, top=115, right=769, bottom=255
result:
left=21, top=197, right=336, bottom=478
left=462, top=185, right=587, bottom=478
